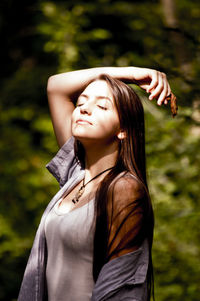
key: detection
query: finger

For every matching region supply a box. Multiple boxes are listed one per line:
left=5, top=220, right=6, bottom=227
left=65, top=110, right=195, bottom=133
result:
left=149, top=72, right=164, bottom=101
left=157, top=79, right=169, bottom=105
left=150, top=73, right=171, bottom=105
left=139, top=84, right=149, bottom=91
left=164, top=84, right=171, bottom=105
left=156, top=74, right=170, bottom=105
left=147, top=71, right=159, bottom=95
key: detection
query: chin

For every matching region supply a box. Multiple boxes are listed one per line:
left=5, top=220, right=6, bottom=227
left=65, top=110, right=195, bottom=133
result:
left=72, top=129, right=97, bottom=141
left=73, top=132, right=92, bottom=142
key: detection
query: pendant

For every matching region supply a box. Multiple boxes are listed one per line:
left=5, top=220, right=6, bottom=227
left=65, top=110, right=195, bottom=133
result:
left=72, top=185, right=85, bottom=204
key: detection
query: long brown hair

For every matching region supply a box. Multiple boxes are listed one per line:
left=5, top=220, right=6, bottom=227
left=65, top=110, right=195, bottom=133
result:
left=74, top=74, right=154, bottom=300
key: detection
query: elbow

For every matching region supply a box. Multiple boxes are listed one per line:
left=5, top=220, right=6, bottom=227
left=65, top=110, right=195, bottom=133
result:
left=47, top=75, right=58, bottom=95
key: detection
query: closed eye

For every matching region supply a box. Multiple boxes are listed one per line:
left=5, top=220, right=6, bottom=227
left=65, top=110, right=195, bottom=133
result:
left=76, top=99, right=86, bottom=107
left=97, top=105, right=107, bottom=110
left=76, top=95, right=87, bottom=107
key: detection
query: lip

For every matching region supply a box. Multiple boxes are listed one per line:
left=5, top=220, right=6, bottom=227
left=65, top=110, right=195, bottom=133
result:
left=76, top=119, right=93, bottom=125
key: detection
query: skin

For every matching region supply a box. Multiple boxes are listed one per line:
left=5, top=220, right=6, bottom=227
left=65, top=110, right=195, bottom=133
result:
left=72, top=80, right=121, bottom=147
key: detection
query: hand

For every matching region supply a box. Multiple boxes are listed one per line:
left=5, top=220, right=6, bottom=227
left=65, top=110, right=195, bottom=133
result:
left=132, top=67, right=171, bottom=106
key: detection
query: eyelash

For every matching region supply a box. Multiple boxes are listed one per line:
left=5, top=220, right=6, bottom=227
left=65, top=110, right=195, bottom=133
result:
left=76, top=103, right=107, bottom=110
left=98, top=105, right=107, bottom=110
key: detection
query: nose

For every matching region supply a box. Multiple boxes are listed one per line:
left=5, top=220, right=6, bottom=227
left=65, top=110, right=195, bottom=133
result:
left=80, top=102, right=92, bottom=115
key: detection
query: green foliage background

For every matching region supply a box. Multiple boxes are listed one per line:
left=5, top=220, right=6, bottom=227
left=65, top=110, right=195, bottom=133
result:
left=0, top=0, right=200, bottom=300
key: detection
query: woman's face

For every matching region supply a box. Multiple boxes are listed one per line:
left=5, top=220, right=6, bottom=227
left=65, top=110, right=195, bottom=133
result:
left=71, top=80, right=120, bottom=145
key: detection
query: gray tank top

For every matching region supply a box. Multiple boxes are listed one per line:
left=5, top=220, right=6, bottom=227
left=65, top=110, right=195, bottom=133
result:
left=45, top=198, right=95, bottom=301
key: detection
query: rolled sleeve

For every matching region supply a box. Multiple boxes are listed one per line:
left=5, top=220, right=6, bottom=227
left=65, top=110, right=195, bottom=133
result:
left=92, top=239, right=149, bottom=301
left=46, top=137, right=81, bottom=187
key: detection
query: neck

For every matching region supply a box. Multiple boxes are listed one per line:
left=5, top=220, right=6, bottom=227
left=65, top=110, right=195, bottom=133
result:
left=83, top=140, right=119, bottom=182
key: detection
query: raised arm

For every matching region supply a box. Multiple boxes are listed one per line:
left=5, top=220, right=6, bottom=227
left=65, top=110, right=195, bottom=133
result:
left=47, top=67, right=171, bottom=147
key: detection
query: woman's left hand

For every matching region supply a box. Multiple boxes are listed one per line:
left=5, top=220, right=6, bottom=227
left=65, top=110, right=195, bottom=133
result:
left=130, top=67, right=171, bottom=106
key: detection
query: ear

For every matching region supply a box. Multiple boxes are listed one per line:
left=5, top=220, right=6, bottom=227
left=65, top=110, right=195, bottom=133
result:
left=117, top=130, right=126, bottom=140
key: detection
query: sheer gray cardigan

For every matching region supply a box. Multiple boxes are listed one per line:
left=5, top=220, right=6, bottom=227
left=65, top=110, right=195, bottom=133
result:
left=18, top=137, right=149, bottom=301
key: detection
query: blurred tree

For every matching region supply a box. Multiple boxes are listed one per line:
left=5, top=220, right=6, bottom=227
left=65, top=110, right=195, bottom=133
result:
left=0, top=0, right=199, bottom=300
left=161, top=0, right=192, bottom=77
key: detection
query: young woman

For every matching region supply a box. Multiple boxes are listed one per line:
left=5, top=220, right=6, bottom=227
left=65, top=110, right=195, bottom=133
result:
left=18, top=67, right=173, bottom=301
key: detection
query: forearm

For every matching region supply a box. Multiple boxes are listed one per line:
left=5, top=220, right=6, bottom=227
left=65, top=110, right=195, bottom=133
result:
left=47, top=67, right=137, bottom=101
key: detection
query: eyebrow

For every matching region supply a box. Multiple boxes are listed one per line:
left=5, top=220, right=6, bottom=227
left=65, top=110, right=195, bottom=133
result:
left=79, top=94, right=112, bottom=103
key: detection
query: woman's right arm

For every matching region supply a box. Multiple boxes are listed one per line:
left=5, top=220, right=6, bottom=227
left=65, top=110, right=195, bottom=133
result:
left=47, top=67, right=171, bottom=148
